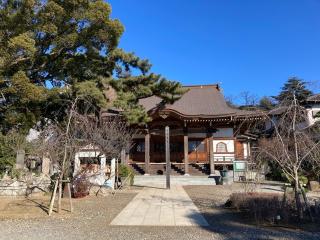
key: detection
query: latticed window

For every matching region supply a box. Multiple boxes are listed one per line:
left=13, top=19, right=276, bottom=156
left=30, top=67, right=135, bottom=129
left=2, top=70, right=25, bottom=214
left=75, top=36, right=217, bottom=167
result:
left=136, top=142, right=145, bottom=152
left=216, top=142, right=227, bottom=152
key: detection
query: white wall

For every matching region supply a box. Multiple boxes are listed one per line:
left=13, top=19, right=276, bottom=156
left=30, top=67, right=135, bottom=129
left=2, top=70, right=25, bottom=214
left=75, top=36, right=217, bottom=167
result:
left=212, top=139, right=235, bottom=162
left=74, top=151, right=106, bottom=176
left=214, top=154, right=235, bottom=162
left=212, top=139, right=235, bottom=152
left=243, top=142, right=248, bottom=158
left=306, top=104, right=320, bottom=126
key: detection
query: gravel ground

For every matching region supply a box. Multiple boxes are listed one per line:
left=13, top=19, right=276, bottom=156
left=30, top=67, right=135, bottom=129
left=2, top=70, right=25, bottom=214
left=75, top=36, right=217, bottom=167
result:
left=0, top=189, right=224, bottom=240
left=0, top=185, right=319, bottom=240
left=184, top=184, right=320, bottom=240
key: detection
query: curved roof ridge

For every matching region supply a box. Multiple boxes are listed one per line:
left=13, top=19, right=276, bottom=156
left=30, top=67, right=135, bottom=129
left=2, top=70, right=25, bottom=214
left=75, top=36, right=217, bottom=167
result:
left=182, top=84, right=220, bottom=90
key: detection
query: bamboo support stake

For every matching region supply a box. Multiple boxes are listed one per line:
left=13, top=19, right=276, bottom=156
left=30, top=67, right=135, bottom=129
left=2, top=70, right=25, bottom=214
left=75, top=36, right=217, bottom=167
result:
left=48, top=179, right=59, bottom=216
left=56, top=98, right=77, bottom=215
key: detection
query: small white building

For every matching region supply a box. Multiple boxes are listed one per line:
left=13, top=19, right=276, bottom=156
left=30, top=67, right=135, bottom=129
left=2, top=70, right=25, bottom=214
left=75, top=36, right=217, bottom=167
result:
left=305, top=94, right=320, bottom=126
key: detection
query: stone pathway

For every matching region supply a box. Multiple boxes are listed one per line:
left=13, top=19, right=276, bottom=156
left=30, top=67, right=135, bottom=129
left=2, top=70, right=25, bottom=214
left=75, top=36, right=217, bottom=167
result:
left=111, top=185, right=209, bottom=226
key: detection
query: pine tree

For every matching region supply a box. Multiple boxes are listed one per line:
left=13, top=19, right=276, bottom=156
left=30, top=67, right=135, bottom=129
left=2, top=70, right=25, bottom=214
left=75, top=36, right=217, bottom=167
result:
left=0, top=0, right=183, bottom=132
left=274, top=77, right=312, bottom=104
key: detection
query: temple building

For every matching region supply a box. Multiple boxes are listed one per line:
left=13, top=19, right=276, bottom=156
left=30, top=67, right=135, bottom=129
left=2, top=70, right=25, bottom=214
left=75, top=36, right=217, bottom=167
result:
left=126, top=84, right=261, bottom=176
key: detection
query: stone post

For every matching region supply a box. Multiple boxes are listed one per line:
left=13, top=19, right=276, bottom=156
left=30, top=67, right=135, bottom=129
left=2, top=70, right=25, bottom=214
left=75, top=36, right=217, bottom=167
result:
left=120, top=148, right=126, bottom=164
left=16, top=149, right=25, bottom=169
left=73, top=152, right=80, bottom=176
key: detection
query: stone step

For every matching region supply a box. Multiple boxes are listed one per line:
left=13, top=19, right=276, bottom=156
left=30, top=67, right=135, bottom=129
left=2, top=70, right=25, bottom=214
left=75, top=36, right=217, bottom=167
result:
left=133, top=175, right=216, bottom=187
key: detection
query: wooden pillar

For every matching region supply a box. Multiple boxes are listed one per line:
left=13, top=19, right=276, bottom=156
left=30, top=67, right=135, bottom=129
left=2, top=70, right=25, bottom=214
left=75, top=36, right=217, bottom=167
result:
left=207, top=129, right=215, bottom=176
left=183, top=127, right=189, bottom=176
left=144, top=130, right=150, bottom=175
left=165, top=126, right=171, bottom=189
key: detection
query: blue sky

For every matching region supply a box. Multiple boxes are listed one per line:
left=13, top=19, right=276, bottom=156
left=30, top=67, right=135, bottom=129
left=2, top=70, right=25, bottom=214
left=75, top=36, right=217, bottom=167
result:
left=108, top=0, right=320, bottom=103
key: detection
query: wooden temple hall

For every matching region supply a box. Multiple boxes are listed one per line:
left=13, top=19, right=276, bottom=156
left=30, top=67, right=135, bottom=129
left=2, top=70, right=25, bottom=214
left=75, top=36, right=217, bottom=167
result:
left=126, top=84, right=261, bottom=176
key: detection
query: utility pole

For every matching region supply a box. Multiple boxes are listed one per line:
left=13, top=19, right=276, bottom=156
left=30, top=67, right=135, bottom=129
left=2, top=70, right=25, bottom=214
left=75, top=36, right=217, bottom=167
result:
left=165, top=126, right=171, bottom=189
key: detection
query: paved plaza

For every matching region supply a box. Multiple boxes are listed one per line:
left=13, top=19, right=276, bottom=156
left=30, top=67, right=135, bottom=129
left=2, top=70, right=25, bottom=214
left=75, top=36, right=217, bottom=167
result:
left=111, top=185, right=209, bottom=226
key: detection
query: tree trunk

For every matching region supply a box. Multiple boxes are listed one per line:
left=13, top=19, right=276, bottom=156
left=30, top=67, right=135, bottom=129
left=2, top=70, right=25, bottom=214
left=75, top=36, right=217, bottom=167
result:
left=294, top=174, right=303, bottom=220
left=57, top=178, right=62, bottom=213
left=67, top=179, right=73, bottom=213
left=300, top=183, right=313, bottom=222
left=282, top=185, right=288, bottom=208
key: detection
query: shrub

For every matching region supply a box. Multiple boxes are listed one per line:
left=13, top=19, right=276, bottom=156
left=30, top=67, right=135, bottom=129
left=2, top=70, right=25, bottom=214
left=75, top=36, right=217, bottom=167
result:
left=0, top=156, right=15, bottom=179
left=72, top=175, right=90, bottom=198
left=228, top=192, right=291, bottom=224
left=9, top=168, right=23, bottom=179
left=118, top=164, right=135, bottom=186
left=265, top=162, right=288, bottom=182
left=49, top=173, right=60, bottom=192
left=0, top=135, right=16, bottom=178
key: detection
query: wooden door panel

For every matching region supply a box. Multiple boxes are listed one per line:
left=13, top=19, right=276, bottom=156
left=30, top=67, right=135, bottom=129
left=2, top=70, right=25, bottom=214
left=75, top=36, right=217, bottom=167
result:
left=235, top=141, right=244, bottom=160
left=197, top=152, right=207, bottom=162
left=188, top=152, right=197, bottom=162
left=187, top=139, right=208, bottom=162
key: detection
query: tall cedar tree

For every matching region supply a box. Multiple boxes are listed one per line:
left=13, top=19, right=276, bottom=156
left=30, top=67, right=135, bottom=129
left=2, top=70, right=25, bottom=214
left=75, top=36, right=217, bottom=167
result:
left=274, top=77, right=313, bottom=104
left=0, top=0, right=184, bottom=132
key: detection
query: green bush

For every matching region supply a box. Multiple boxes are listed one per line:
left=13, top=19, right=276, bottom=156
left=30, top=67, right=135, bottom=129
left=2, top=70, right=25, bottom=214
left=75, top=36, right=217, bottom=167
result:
left=0, top=156, right=15, bottom=179
left=299, top=175, right=308, bottom=186
left=0, top=135, right=16, bottom=178
left=265, top=162, right=288, bottom=182
left=118, top=164, right=135, bottom=186
left=284, top=175, right=309, bottom=187
left=9, top=168, right=22, bottom=179
left=0, top=130, right=31, bottom=179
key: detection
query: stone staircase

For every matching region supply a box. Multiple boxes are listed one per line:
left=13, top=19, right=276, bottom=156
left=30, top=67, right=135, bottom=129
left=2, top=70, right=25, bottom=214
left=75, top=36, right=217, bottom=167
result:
left=133, top=175, right=216, bottom=187
left=130, top=163, right=145, bottom=175
left=189, top=163, right=210, bottom=175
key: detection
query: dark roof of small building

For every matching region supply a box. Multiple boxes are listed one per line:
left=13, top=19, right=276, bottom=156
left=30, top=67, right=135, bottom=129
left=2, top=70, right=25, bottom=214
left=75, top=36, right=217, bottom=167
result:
left=268, top=106, right=287, bottom=115
left=139, top=84, right=259, bottom=118
left=307, top=94, right=320, bottom=102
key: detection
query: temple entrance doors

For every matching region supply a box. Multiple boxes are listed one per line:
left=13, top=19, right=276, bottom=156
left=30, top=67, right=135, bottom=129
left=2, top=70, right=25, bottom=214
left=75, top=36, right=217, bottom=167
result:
left=151, top=135, right=184, bottom=163
left=188, top=139, right=208, bottom=163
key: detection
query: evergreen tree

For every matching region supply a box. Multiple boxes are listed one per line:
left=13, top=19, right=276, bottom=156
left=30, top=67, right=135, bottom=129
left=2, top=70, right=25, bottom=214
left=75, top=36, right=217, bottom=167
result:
left=259, top=96, right=275, bottom=110
left=274, top=77, right=312, bottom=104
left=0, top=0, right=183, bottom=132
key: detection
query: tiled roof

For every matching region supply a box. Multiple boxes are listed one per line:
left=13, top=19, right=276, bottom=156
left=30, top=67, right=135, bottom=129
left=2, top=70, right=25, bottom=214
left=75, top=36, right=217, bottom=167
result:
left=139, top=84, right=258, bottom=118
left=307, top=94, right=320, bottom=102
